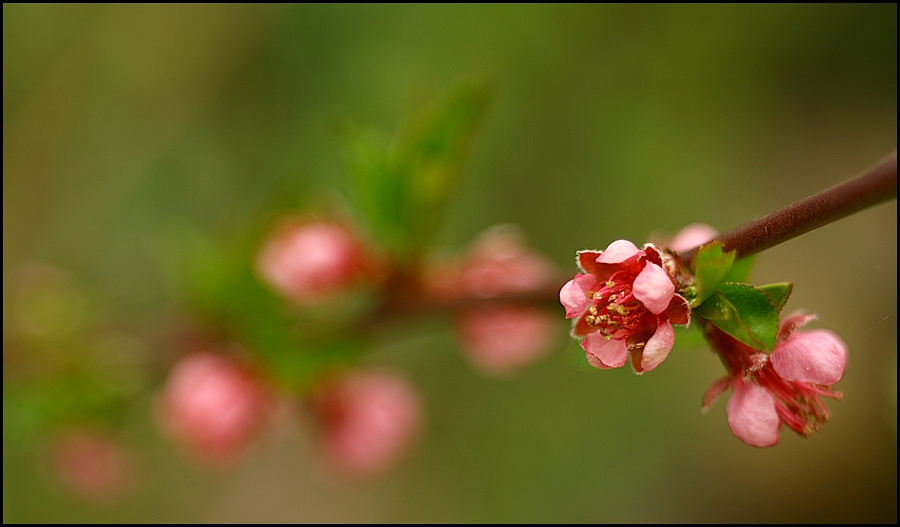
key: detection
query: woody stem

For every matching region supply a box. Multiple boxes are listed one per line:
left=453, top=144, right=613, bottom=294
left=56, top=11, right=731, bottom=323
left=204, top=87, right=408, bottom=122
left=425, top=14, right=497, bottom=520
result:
left=678, top=150, right=897, bottom=267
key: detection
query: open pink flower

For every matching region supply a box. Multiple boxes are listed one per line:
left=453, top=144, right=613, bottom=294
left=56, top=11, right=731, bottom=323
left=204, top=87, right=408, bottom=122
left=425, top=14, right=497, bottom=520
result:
left=560, top=240, right=690, bottom=373
left=702, top=312, right=848, bottom=447
left=256, top=218, right=376, bottom=305
left=312, top=370, right=422, bottom=480
left=155, top=352, right=271, bottom=467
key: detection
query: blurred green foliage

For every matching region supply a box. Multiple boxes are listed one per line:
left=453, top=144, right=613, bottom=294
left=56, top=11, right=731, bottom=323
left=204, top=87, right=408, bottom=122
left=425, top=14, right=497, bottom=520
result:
left=3, top=4, right=896, bottom=523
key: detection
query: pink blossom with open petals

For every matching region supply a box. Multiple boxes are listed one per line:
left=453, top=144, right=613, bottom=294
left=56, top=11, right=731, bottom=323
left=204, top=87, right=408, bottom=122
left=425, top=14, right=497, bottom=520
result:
left=701, top=314, right=848, bottom=447
left=560, top=240, right=690, bottom=374
left=313, top=370, right=422, bottom=480
left=155, top=352, right=271, bottom=467
left=257, top=219, right=376, bottom=305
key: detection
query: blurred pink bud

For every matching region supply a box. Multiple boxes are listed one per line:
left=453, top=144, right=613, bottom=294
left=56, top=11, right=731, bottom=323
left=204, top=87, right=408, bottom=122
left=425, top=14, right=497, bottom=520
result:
left=313, top=370, right=422, bottom=480
left=50, top=429, right=135, bottom=502
left=256, top=219, right=374, bottom=305
left=427, top=224, right=559, bottom=301
left=155, top=352, right=271, bottom=467
left=455, top=304, right=558, bottom=377
left=665, top=223, right=719, bottom=253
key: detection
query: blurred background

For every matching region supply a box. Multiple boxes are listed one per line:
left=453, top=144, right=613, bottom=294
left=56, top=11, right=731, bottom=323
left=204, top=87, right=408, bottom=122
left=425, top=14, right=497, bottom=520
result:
left=3, top=4, right=896, bottom=522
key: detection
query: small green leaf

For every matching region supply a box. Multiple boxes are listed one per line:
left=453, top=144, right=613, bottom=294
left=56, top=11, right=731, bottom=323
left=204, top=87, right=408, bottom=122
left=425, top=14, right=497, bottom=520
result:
left=723, top=255, right=755, bottom=283
left=694, top=282, right=780, bottom=352
left=757, top=282, right=793, bottom=313
left=691, top=241, right=735, bottom=307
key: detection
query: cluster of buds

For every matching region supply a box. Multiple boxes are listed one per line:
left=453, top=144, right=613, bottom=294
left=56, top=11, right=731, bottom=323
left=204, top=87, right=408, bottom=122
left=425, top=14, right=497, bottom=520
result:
left=426, top=224, right=562, bottom=377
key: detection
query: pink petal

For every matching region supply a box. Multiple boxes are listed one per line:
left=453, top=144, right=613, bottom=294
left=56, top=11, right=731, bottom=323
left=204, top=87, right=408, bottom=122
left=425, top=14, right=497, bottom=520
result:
left=596, top=240, right=640, bottom=264
left=559, top=273, right=597, bottom=319
left=582, top=333, right=628, bottom=370
left=776, top=311, right=818, bottom=342
left=726, top=379, right=779, bottom=447
left=701, top=377, right=731, bottom=413
left=667, top=223, right=719, bottom=253
left=632, top=262, right=675, bottom=315
left=640, top=320, right=675, bottom=372
left=770, top=329, right=847, bottom=385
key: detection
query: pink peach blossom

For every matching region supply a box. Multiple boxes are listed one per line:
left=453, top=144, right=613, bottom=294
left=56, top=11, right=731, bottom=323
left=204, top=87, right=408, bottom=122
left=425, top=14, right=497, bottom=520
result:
left=155, top=352, right=271, bottom=467
left=701, top=313, right=847, bottom=447
left=256, top=219, right=373, bottom=305
left=313, top=370, right=422, bottom=480
left=560, top=240, right=690, bottom=373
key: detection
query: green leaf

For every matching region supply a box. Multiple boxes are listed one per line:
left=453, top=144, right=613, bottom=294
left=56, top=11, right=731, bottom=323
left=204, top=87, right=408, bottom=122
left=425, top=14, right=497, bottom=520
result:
left=757, top=282, right=793, bottom=313
left=694, top=282, right=781, bottom=352
left=339, top=83, right=491, bottom=262
left=690, top=241, right=735, bottom=307
left=723, top=255, right=755, bottom=283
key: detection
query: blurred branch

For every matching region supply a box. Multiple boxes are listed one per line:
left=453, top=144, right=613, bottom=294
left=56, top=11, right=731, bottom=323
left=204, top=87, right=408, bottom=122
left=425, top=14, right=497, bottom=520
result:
left=369, top=150, right=897, bottom=328
left=679, top=150, right=897, bottom=267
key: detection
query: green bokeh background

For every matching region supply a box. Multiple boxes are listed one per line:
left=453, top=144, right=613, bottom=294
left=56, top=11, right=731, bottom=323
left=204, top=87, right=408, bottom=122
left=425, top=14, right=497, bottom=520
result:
left=4, top=4, right=896, bottom=522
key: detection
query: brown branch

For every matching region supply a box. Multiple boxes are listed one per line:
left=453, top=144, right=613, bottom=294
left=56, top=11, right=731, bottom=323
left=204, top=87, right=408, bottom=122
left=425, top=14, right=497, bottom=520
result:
left=678, top=150, right=897, bottom=267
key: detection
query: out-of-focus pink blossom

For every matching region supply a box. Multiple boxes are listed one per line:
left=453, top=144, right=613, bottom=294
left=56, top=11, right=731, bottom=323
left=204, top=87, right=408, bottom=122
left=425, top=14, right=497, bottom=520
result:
left=426, top=224, right=562, bottom=376
left=455, top=304, right=558, bottom=377
left=702, top=313, right=848, bottom=447
left=50, top=428, right=135, bottom=502
left=155, top=352, right=271, bottom=467
left=560, top=240, right=690, bottom=374
left=665, top=223, right=720, bottom=253
left=256, top=219, right=375, bottom=305
left=313, top=370, right=422, bottom=480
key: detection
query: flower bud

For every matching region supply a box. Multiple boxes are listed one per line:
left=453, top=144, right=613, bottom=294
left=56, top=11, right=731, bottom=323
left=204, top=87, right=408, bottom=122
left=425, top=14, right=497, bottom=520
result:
left=155, top=351, right=270, bottom=467
left=312, top=370, right=422, bottom=480
left=49, top=428, right=135, bottom=502
left=455, top=304, right=558, bottom=377
left=256, top=219, right=371, bottom=305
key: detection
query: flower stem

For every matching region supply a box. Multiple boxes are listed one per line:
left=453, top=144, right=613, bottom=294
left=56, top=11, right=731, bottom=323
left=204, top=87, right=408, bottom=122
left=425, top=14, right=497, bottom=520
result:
left=678, top=150, right=897, bottom=267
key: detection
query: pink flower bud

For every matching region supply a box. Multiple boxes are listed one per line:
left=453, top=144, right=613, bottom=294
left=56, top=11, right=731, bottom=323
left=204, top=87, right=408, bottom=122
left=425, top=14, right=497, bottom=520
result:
left=256, top=219, right=372, bottom=305
left=665, top=223, right=719, bottom=253
left=313, top=370, right=422, bottom=480
left=426, top=224, right=559, bottom=301
left=454, top=304, right=558, bottom=377
left=50, top=428, right=135, bottom=502
left=155, top=352, right=271, bottom=467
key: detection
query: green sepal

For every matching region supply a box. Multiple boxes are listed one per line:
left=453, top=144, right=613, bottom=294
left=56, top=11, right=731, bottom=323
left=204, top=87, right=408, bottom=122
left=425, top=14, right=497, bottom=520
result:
left=694, top=282, right=781, bottom=352
left=690, top=241, right=736, bottom=307
left=723, top=255, right=755, bottom=283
